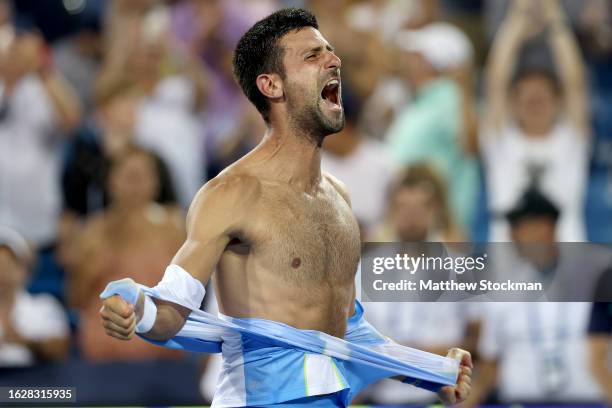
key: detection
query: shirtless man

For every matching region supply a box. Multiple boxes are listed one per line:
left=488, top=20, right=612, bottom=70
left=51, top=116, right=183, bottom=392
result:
left=99, top=8, right=472, bottom=406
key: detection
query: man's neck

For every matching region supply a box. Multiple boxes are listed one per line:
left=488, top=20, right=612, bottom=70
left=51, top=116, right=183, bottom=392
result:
left=256, top=124, right=323, bottom=192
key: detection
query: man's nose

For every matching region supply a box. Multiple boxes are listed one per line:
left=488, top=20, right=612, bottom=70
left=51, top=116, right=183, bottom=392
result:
left=325, top=52, right=341, bottom=71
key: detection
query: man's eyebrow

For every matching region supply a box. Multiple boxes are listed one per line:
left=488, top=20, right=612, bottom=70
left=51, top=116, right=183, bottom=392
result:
left=302, top=44, right=335, bottom=55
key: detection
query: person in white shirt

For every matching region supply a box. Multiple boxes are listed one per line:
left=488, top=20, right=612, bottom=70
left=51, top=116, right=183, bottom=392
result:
left=0, top=226, right=69, bottom=367
left=463, top=188, right=604, bottom=406
left=0, top=31, right=82, bottom=246
left=362, top=164, right=478, bottom=404
left=477, top=0, right=589, bottom=242
left=96, top=5, right=209, bottom=208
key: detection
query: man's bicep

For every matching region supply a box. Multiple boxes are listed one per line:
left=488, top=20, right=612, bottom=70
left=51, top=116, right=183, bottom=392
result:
left=168, top=177, right=247, bottom=284
left=171, top=235, right=229, bottom=286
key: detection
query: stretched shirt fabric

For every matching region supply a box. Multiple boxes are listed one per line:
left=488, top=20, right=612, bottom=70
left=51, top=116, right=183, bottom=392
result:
left=100, top=279, right=459, bottom=407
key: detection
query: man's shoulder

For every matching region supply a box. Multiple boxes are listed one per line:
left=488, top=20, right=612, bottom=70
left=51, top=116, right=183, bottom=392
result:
left=190, top=170, right=263, bottom=213
left=323, top=171, right=351, bottom=206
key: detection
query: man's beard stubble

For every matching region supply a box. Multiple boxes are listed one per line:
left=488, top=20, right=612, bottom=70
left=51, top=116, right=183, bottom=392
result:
left=286, top=87, right=345, bottom=147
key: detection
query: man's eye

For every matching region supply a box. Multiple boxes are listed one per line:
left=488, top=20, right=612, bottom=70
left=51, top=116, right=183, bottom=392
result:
left=306, top=54, right=317, bottom=60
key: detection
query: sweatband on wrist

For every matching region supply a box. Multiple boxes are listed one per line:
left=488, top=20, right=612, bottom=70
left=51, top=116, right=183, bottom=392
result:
left=135, top=293, right=157, bottom=334
left=148, top=264, right=206, bottom=311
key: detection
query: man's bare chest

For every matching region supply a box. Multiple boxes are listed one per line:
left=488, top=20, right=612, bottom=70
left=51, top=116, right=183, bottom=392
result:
left=243, top=184, right=361, bottom=284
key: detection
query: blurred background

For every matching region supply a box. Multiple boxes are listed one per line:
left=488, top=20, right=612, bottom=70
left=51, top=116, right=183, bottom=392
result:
left=0, top=0, right=611, bottom=406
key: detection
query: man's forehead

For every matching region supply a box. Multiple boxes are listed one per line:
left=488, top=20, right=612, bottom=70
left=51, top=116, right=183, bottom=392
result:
left=281, top=27, right=330, bottom=51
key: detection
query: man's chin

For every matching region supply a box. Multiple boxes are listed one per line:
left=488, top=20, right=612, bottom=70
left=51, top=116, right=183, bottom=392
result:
left=321, top=110, right=345, bottom=135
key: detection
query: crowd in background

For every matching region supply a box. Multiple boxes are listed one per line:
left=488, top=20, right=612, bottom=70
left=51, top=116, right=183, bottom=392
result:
left=0, top=0, right=611, bottom=405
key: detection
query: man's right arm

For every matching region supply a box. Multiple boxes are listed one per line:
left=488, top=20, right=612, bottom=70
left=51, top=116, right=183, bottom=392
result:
left=100, top=175, right=258, bottom=342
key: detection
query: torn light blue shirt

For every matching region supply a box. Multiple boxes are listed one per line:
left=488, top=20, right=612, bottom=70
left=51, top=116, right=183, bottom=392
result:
left=100, top=279, right=459, bottom=406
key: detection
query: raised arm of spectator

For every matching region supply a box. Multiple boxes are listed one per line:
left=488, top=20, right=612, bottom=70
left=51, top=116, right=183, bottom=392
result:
left=543, top=0, right=589, bottom=136
left=41, top=71, right=82, bottom=132
left=17, top=33, right=82, bottom=133
left=452, top=61, right=480, bottom=156
left=485, top=0, right=533, bottom=131
left=94, top=19, right=139, bottom=104
left=179, top=51, right=211, bottom=112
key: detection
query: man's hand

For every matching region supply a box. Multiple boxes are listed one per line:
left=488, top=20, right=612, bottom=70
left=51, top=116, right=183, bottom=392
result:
left=99, top=292, right=144, bottom=341
left=437, top=348, right=473, bottom=405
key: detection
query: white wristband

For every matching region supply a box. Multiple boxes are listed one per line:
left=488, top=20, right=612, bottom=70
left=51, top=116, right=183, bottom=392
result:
left=149, top=264, right=206, bottom=311
left=135, top=293, right=157, bottom=334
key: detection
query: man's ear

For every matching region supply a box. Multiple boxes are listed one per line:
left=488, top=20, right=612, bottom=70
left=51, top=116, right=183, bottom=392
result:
left=256, top=73, right=284, bottom=101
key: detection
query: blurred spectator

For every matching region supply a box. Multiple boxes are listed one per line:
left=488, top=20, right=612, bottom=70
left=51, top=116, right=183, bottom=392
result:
left=174, top=0, right=268, bottom=174
left=206, top=102, right=266, bottom=178
left=575, top=0, right=612, bottom=92
left=170, top=0, right=270, bottom=178
left=61, top=87, right=177, bottom=217
left=96, top=3, right=207, bottom=207
left=464, top=187, right=603, bottom=406
left=385, top=22, right=479, bottom=232
left=65, top=147, right=184, bottom=361
left=484, top=0, right=587, bottom=44
left=479, top=0, right=589, bottom=242
left=322, top=89, right=397, bottom=239
left=362, top=163, right=476, bottom=404
left=374, top=164, right=464, bottom=242
left=345, top=0, right=440, bottom=40
left=588, top=301, right=612, bottom=404
left=0, top=29, right=82, bottom=246
left=0, top=226, right=69, bottom=367
left=59, top=88, right=177, bottom=267
left=52, top=13, right=103, bottom=115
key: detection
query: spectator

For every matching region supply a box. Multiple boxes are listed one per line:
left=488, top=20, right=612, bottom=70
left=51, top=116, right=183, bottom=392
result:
left=479, top=0, right=589, bottom=241
left=322, top=89, right=397, bottom=239
left=61, top=87, right=177, bottom=218
left=362, top=165, right=476, bottom=405
left=345, top=0, right=440, bottom=40
left=385, top=22, right=479, bottom=232
left=59, top=89, right=177, bottom=268
left=66, top=147, right=184, bottom=361
left=52, top=13, right=103, bottom=115
left=96, top=3, right=208, bottom=207
left=0, top=30, right=82, bottom=247
left=170, top=0, right=271, bottom=178
left=375, top=164, right=464, bottom=242
left=0, top=226, right=69, bottom=367
left=464, top=187, right=603, bottom=406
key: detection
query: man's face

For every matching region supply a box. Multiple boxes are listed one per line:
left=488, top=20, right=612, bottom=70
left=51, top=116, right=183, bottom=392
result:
left=391, top=186, right=435, bottom=242
left=279, top=27, right=344, bottom=144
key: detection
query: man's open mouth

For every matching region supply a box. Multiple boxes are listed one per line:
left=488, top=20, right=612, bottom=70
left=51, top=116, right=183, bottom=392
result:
left=321, top=79, right=341, bottom=111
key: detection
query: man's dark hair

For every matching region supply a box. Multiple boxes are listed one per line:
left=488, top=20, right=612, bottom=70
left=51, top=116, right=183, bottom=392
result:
left=233, top=8, right=318, bottom=122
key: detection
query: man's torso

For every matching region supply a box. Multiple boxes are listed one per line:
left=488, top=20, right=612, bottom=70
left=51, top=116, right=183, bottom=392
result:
left=212, top=164, right=361, bottom=337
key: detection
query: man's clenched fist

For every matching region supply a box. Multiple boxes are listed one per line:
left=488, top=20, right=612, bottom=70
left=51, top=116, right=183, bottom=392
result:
left=438, top=348, right=473, bottom=405
left=99, top=292, right=144, bottom=340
